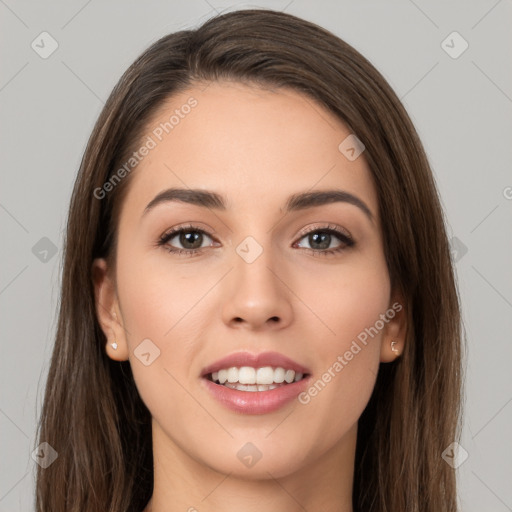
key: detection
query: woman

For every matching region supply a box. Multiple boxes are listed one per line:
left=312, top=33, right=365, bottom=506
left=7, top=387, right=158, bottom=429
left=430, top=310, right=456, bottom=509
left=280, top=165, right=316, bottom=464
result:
left=35, top=8, right=465, bottom=512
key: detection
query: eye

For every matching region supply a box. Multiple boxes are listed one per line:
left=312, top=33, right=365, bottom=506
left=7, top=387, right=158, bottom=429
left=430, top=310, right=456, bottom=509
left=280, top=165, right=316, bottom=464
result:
left=293, top=224, right=355, bottom=257
left=157, top=224, right=218, bottom=257
left=156, top=223, right=355, bottom=258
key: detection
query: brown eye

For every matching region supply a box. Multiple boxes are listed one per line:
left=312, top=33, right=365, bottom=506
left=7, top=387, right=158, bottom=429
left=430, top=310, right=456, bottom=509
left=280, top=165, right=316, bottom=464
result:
left=294, top=225, right=355, bottom=257
left=158, top=225, right=217, bottom=256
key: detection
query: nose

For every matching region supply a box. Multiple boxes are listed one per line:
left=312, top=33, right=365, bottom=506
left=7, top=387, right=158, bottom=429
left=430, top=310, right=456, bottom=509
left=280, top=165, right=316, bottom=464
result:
left=221, top=239, right=294, bottom=331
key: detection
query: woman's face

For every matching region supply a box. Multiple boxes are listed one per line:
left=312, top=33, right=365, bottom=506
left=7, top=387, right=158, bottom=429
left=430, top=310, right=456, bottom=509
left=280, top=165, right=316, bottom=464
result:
left=94, top=81, right=405, bottom=480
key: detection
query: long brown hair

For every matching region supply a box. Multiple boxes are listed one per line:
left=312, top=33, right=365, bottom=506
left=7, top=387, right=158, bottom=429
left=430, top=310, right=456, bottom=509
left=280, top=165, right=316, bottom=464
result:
left=35, top=8, right=466, bottom=511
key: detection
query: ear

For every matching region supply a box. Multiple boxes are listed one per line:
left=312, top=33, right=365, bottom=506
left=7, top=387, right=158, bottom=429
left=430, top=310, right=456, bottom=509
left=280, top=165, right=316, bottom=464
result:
left=380, top=288, right=407, bottom=363
left=91, top=258, right=129, bottom=361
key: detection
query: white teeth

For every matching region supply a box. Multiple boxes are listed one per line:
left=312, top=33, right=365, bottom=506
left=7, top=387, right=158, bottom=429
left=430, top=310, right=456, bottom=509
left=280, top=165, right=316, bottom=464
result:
left=224, top=382, right=281, bottom=391
left=209, top=366, right=306, bottom=386
left=256, top=366, right=274, bottom=385
left=227, top=367, right=238, bottom=383
left=273, top=367, right=285, bottom=383
left=239, top=366, right=256, bottom=384
left=284, top=369, right=295, bottom=383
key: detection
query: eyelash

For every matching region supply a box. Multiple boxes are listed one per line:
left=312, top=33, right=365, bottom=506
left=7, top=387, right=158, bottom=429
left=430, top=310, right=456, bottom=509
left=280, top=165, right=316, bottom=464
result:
left=156, top=223, right=355, bottom=258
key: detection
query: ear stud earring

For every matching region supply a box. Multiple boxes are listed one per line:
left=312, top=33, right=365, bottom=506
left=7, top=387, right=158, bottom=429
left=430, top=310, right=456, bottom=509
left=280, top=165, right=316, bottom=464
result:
left=391, top=340, right=399, bottom=355
left=109, top=326, right=118, bottom=350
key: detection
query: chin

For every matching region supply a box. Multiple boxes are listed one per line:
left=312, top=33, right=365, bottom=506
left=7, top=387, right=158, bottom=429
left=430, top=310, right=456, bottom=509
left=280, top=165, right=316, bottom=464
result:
left=195, top=433, right=310, bottom=480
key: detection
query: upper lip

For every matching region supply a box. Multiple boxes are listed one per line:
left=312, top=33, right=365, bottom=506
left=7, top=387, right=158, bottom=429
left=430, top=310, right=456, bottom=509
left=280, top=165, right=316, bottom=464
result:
left=201, top=351, right=311, bottom=377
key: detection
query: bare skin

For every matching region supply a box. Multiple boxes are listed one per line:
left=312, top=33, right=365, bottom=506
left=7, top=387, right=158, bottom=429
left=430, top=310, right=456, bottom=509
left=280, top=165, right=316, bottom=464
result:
left=93, top=81, right=406, bottom=512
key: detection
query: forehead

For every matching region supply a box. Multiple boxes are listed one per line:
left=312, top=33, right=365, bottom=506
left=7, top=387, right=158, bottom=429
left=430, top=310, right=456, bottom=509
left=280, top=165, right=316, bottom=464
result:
left=119, top=81, right=379, bottom=222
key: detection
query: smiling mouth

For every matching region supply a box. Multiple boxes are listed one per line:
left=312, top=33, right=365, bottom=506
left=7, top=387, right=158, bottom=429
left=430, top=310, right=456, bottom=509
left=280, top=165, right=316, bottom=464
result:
left=205, top=366, right=310, bottom=392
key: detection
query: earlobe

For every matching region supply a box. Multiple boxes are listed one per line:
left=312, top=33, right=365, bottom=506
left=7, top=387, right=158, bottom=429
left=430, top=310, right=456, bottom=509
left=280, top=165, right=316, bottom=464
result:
left=91, top=258, right=129, bottom=361
left=380, top=292, right=407, bottom=363
left=104, top=323, right=129, bottom=361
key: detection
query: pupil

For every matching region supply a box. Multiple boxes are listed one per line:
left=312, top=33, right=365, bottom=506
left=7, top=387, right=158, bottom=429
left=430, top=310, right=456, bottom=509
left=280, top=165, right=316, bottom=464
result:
left=310, top=232, right=330, bottom=250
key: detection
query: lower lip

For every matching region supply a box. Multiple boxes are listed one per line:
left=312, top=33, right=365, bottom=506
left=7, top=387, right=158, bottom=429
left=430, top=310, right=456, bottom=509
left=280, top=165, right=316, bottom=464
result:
left=201, top=376, right=311, bottom=415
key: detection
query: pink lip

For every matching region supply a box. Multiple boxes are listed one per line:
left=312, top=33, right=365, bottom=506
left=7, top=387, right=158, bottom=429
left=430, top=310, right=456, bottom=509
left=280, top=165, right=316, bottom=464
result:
left=200, top=351, right=311, bottom=415
left=201, top=375, right=312, bottom=415
left=200, top=350, right=310, bottom=377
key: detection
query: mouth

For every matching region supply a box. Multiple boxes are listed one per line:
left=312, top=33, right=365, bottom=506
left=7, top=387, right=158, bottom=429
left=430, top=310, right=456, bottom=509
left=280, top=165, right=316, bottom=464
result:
left=200, top=351, right=312, bottom=414
left=204, top=366, right=310, bottom=392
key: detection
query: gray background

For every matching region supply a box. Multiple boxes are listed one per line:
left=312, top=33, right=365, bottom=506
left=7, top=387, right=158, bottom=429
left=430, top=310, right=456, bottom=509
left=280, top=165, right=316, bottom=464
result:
left=1, top=0, right=511, bottom=510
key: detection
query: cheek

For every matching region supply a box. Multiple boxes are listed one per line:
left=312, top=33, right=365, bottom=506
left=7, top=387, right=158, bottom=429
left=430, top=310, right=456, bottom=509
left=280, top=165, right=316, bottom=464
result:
left=298, top=252, right=391, bottom=355
left=115, top=253, right=211, bottom=409
left=292, top=255, right=390, bottom=435
left=117, top=249, right=212, bottom=344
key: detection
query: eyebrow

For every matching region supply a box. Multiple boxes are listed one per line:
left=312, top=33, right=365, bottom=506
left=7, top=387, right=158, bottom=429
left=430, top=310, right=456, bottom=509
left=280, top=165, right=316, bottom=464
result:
left=142, top=188, right=374, bottom=223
